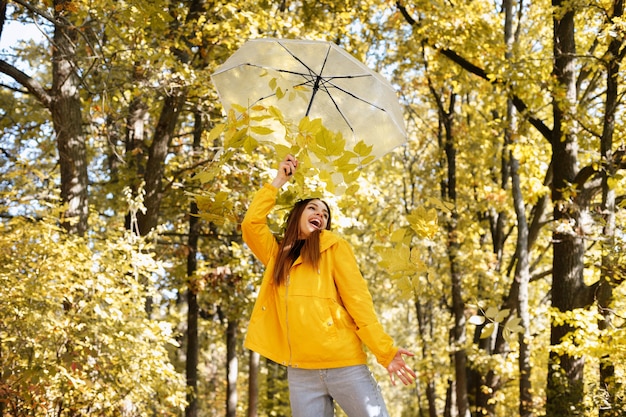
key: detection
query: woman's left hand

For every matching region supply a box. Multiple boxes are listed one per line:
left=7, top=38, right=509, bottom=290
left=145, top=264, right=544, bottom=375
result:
left=386, top=348, right=417, bottom=386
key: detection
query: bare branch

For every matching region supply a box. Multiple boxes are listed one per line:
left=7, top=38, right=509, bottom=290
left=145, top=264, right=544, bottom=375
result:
left=10, top=0, right=67, bottom=26
left=0, top=59, right=52, bottom=106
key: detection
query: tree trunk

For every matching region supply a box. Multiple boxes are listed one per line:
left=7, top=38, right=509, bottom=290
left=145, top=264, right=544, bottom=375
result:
left=247, top=350, right=260, bottom=417
left=503, top=0, right=534, bottom=412
left=511, top=155, right=533, bottom=417
left=185, top=110, right=204, bottom=417
left=546, top=2, right=589, bottom=415
left=415, top=300, right=438, bottom=417
left=267, top=360, right=289, bottom=417
left=134, top=0, right=204, bottom=236
left=439, top=91, right=470, bottom=417
left=51, top=0, right=89, bottom=236
left=226, top=319, right=239, bottom=417
left=598, top=1, right=624, bottom=414
left=185, top=273, right=199, bottom=417
left=123, top=93, right=148, bottom=234
left=184, top=202, right=200, bottom=417
left=136, top=91, right=187, bottom=236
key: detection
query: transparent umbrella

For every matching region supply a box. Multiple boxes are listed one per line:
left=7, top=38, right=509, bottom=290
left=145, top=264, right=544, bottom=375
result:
left=211, top=38, right=407, bottom=159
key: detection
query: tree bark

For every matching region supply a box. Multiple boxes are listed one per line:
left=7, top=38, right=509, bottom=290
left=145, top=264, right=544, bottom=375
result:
left=511, top=155, right=533, bottom=417
left=50, top=0, right=89, bottom=235
left=185, top=261, right=199, bottom=417
left=546, top=2, right=590, bottom=415
left=133, top=0, right=205, bottom=236
left=226, top=319, right=239, bottom=417
left=185, top=110, right=204, bottom=417
left=598, top=0, right=624, bottom=414
left=247, top=350, right=260, bottom=417
left=136, top=91, right=187, bottom=235
left=266, top=360, right=289, bottom=417
left=415, top=300, right=438, bottom=417
left=438, top=91, right=470, bottom=417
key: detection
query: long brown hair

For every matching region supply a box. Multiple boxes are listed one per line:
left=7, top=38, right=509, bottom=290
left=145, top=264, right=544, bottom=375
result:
left=273, top=198, right=332, bottom=286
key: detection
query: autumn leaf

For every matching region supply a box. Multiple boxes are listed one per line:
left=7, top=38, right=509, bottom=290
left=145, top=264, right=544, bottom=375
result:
left=250, top=125, right=274, bottom=136
left=353, top=140, right=373, bottom=157
left=208, top=123, right=226, bottom=141
left=407, top=206, right=439, bottom=239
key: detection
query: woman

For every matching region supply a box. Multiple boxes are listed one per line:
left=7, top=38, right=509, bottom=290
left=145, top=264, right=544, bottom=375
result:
left=241, top=154, right=416, bottom=417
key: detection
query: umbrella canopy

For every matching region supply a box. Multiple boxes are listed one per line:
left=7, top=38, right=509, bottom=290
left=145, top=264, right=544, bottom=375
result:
left=211, top=38, right=407, bottom=159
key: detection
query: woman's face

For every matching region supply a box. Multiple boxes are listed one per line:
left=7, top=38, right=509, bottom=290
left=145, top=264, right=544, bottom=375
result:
left=298, top=199, right=329, bottom=238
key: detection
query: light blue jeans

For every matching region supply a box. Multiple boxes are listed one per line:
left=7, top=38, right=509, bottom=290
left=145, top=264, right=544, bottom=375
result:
left=287, top=365, right=390, bottom=417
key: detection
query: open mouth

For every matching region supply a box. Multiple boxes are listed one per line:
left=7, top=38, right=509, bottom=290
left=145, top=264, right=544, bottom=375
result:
left=309, top=218, right=322, bottom=229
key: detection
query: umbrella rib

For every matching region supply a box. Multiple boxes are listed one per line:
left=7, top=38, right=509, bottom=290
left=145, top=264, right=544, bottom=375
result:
left=240, top=40, right=394, bottom=127
left=242, top=63, right=315, bottom=80
left=319, top=77, right=388, bottom=112
left=310, top=44, right=333, bottom=105
left=315, top=77, right=396, bottom=137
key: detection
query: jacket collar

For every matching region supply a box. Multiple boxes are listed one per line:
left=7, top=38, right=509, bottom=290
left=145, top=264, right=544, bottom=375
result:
left=319, top=230, right=340, bottom=252
left=291, top=230, right=340, bottom=267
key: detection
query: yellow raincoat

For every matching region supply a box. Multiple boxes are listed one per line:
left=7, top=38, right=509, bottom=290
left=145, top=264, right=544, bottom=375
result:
left=242, top=183, right=398, bottom=369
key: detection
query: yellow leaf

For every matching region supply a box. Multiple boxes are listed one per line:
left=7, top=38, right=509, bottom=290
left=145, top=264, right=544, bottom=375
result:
left=225, top=129, right=247, bottom=149
left=359, top=155, right=376, bottom=165
left=353, top=140, right=373, bottom=157
left=194, top=194, right=215, bottom=212
left=193, top=170, right=216, bottom=184
left=231, top=103, right=247, bottom=113
left=378, top=244, right=425, bottom=275
left=333, top=151, right=358, bottom=169
left=342, top=170, right=360, bottom=183
left=275, top=144, right=295, bottom=159
left=424, top=197, right=454, bottom=212
left=495, top=308, right=510, bottom=322
left=198, top=213, right=227, bottom=225
left=345, top=183, right=360, bottom=195
left=407, top=206, right=439, bottom=239
left=390, top=228, right=406, bottom=243
left=316, top=130, right=345, bottom=156
left=268, top=106, right=285, bottom=122
left=243, top=136, right=259, bottom=155
left=485, top=306, right=499, bottom=319
left=250, top=126, right=274, bottom=135
left=396, top=278, right=415, bottom=300
left=208, top=123, right=225, bottom=141
left=481, top=322, right=495, bottom=339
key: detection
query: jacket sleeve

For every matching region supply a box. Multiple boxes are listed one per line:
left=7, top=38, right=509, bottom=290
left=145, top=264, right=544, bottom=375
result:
left=241, top=183, right=280, bottom=266
left=332, top=238, right=398, bottom=368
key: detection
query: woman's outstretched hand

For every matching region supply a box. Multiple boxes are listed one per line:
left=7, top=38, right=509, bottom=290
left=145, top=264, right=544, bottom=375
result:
left=271, top=154, right=298, bottom=189
left=387, top=348, right=417, bottom=386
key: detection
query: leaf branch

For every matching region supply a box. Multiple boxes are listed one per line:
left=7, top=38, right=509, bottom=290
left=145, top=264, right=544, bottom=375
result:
left=395, top=1, right=553, bottom=143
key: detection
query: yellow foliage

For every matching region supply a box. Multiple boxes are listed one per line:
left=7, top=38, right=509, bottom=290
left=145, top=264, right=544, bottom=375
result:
left=407, top=206, right=439, bottom=239
left=191, top=191, right=237, bottom=225
left=0, top=215, right=186, bottom=414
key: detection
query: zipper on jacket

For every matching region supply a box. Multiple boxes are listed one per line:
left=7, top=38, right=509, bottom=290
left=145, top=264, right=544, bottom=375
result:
left=285, top=272, right=292, bottom=366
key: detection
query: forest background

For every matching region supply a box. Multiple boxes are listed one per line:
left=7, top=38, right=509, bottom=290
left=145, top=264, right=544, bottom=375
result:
left=1, top=0, right=625, bottom=416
